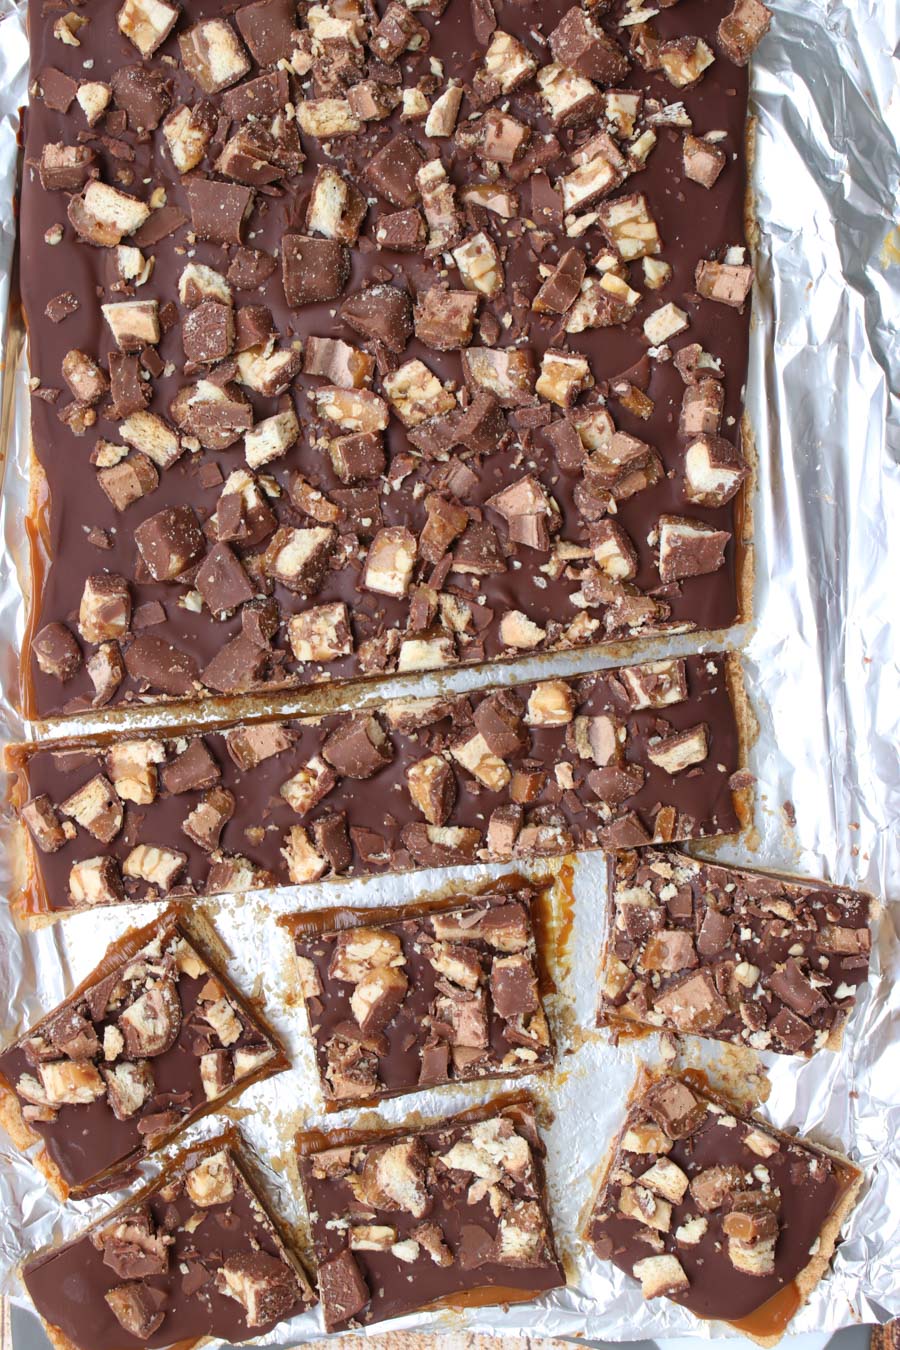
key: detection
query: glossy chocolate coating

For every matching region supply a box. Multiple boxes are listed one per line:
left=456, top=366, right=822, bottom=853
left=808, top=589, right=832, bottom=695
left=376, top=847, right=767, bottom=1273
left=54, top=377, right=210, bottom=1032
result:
left=0, top=915, right=284, bottom=1190
left=19, top=653, right=742, bottom=914
left=587, top=1074, right=856, bottom=1326
left=598, top=848, right=872, bottom=1056
left=20, top=0, right=751, bottom=717
left=299, top=1098, right=564, bottom=1330
left=294, top=888, right=553, bottom=1104
left=23, top=1139, right=313, bottom=1350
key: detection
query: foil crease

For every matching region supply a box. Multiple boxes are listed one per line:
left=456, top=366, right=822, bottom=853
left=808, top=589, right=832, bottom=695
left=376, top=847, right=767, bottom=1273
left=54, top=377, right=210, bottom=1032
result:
left=0, top=0, right=897, bottom=1344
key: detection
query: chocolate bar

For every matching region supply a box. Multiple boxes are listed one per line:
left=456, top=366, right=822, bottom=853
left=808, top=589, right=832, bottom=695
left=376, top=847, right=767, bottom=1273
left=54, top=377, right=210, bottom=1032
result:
left=285, top=884, right=553, bottom=1106
left=22, top=1131, right=315, bottom=1350
left=298, top=1095, right=565, bottom=1330
left=19, top=0, right=768, bottom=717
left=586, top=1070, right=862, bottom=1345
left=0, top=911, right=286, bottom=1195
left=13, top=652, right=747, bottom=918
left=597, top=848, right=872, bottom=1056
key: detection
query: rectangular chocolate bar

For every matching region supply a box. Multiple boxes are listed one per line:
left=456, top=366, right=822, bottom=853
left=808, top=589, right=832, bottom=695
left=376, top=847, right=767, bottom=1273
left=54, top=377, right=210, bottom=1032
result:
left=286, top=883, right=553, bottom=1106
left=22, top=1131, right=315, bottom=1350
left=13, top=652, right=747, bottom=918
left=586, top=1070, right=862, bottom=1345
left=0, top=910, right=286, bottom=1195
left=18, top=0, right=768, bottom=718
left=298, top=1095, right=565, bottom=1330
left=597, top=848, right=873, bottom=1056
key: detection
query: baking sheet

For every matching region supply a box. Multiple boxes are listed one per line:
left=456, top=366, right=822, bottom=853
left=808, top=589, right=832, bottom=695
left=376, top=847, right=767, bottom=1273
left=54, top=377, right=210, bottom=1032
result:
left=0, top=0, right=897, bottom=1344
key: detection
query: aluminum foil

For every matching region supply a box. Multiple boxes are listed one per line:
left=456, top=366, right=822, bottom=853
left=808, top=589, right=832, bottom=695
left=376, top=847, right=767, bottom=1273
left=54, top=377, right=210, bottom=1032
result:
left=0, top=0, right=898, bottom=1344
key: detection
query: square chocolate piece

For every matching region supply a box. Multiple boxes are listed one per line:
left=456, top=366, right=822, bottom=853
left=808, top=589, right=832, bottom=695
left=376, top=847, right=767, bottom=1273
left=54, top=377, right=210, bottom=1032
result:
left=287, top=884, right=553, bottom=1106
left=586, top=1070, right=862, bottom=1344
left=597, top=847, right=872, bottom=1056
left=13, top=653, right=746, bottom=918
left=19, top=0, right=764, bottom=717
left=22, top=1132, right=314, bottom=1350
left=0, top=910, right=286, bottom=1195
left=298, top=1095, right=565, bottom=1330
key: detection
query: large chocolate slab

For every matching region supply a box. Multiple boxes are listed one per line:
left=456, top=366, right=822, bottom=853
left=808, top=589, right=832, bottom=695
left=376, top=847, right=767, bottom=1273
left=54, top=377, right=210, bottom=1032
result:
left=14, top=652, right=745, bottom=917
left=298, top=1095, right=564, bottom=1330
left=597, top=848, right=872, bottom=1056
left=22, top=1133, right=315, bottom=1350
left=19, top=0, right=757, bottom=718
left=0, top=911, right=286, bottom=1193
left=586, top=1071, right=861, bottom=1342
left=288, top=884, right=553, bottom=1106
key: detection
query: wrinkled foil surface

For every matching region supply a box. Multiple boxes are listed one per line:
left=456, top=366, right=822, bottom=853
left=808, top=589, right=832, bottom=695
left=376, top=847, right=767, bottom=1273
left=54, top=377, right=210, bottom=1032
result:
left=0, top=0, right=897, bottom=1343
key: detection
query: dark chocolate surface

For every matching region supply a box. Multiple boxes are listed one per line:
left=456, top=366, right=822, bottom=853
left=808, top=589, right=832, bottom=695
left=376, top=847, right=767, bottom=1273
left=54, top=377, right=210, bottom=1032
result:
left=587, top=1073, right=856, bottom=1326
left=294, top=888, right=553, bottom=1104
left=598, top=848, right=872, bottom=1056
left=23, top=1138, right=314, bottom=1350
left=0, top=915, right=284, bottom=1190
left=18, top=653, right=742, bottom=915
left=299, top=1098, right=564, bottom=1330
left=20, top=0, right=752, bottom=718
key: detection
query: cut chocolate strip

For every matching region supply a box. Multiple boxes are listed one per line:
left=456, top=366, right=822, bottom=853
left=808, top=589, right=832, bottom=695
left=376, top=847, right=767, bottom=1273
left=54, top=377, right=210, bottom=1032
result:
left=298, top=1094, right=564, bottom=1330
left=13, top=653, right=745, bottom=917
left=597, top=847, right=872, bottom=1056
left=22, top=1131, right=314, bottom=1350
left=0, top=910, right=286, bottom=1194
left=285, top=884, right=553, bottom=1106
left=586, top=1070, right=861, bottom=1344
left=18, top=0, right=762, bottom=717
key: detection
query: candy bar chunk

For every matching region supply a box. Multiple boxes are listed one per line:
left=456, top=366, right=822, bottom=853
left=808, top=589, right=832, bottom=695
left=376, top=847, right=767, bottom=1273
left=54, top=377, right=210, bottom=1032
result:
left=587, top=1070, right=861, bottom=1338
left=658, top=514, right=730, bottom=581
left=163, top=102, right=218, bottom=174
left=696, top=257, right=754, bottom=309
left=383, top=360, right=455, bottom=426
left=0, top=913, right=286, bottom=1196
left=117, top=0, right=179, bottom=58
left=549, top=7, right=630, bottom=83
left=299, top=1097, right=564, bottom=1329
left=684, top=435, right=748, bottom=507
left=15, top=654, right=742, bottom=913
left=479, top=30, right=538, bottom=96
left=453, top=232, right=504, bottom=296
left=718, top=0, right=772, bottom=65
left=537, top=64, right=601, bottom=129
left=365, top=134, right=425, bottom=208
left=236, top=0, right=302, bottom=65
left=179, top=20, right=251, bottom=94
left=341, top=284, right=412, bottom=354
left=22, top=1133, right=313, bottom=1349
left=296, top=98, right=361, bottom=139
left=597, top=846, right=872, bottom=1056
left=68, top=181, right=150, bottom=247
left=282, top=234, right=349, bottom=306
left=288, top=887, right=551, bottom=1106
left=683, top=134, right=727, bottom=188
left=414, top=288, right=479, bottom=351
left=306, top=167, right=367, bottom=244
